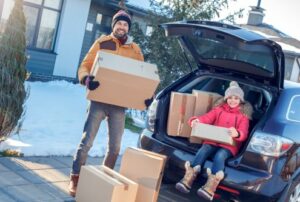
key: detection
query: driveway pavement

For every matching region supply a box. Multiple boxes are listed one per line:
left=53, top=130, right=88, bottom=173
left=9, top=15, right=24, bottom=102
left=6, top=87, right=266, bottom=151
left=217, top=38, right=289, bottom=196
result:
left=0, top=156, right=210, bottom=202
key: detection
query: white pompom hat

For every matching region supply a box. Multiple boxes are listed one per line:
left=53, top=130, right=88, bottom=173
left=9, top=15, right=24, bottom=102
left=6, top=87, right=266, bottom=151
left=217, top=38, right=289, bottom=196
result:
left=224, top=81, right=244, bottom=102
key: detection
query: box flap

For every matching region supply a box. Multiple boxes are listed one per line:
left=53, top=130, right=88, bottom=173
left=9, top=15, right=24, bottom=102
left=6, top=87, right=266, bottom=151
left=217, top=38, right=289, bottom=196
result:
left=96, top=51, right=160, bottom=81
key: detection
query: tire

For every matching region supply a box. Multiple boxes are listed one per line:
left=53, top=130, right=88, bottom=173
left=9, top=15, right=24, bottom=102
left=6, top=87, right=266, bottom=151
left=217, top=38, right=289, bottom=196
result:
left=285, top=176, right=300, bottom=202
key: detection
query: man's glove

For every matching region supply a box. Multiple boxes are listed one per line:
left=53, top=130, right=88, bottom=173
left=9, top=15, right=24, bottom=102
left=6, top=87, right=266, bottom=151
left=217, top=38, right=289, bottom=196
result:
left=81, top=75, right=100, bottom=90
left=144, top=97, right=154, bottom=108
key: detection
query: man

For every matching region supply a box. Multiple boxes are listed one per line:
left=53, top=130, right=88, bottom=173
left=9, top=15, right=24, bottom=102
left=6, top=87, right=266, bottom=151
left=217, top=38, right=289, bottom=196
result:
left=68, top=10, right=144, bottom=197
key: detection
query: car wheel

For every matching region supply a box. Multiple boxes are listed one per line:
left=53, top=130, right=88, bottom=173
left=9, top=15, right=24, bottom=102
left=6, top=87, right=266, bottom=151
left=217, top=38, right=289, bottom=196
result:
left=286, top=177, right=300, bottom=202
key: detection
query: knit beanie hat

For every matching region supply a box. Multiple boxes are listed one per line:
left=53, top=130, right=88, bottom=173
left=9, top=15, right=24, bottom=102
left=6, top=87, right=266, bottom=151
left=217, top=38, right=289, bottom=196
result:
left=111, top=10, right=131, bottom=30
left=224, top=81, right=244, bottom=102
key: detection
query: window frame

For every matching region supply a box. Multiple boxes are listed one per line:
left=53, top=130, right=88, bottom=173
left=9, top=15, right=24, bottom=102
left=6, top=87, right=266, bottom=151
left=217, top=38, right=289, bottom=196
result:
left=0, top=0, right=63, bottom=52
left=23, top=0, right=63, bottom=52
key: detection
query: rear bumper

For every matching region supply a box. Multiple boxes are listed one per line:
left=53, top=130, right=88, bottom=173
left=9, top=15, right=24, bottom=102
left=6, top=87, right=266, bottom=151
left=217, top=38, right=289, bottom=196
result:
left=139, top=129, right=288, bottom=202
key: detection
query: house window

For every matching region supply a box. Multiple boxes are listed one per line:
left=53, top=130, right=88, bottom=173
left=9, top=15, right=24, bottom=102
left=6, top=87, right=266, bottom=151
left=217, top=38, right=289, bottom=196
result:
left=96, top=13, right=102, bottom=25
left=0, top=0, right=62, bottom=51
left=95, top=13, right=112, bottom=27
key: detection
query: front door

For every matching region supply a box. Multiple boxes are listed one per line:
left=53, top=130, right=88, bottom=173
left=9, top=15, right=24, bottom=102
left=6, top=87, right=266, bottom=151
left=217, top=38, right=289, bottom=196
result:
left=93, top=12, right=111, bottom=41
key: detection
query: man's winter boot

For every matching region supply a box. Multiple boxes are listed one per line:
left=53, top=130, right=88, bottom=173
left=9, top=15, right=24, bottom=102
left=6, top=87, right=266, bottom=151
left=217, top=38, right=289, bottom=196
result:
left=68, top=174, right=79, bottom=197
left=197, top=168, right=224, bottom=201
left=175, top=161, right=201, bottom=193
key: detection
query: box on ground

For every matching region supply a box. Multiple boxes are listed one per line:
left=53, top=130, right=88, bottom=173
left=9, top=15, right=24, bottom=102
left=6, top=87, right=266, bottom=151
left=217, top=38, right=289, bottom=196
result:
left=76, top=165, right=138, bottom=202
left=167, top=92, right=196, bottom=137
left=120, top=147, right=167, bottom=202
left=190, top=123, right=236, bottom=146
left=87, top=51, right=160, bottom=110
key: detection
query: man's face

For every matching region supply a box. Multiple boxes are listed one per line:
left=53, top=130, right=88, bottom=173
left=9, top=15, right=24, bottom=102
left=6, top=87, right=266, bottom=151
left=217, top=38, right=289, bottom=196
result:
left=113, top=20, right=129, bottom=38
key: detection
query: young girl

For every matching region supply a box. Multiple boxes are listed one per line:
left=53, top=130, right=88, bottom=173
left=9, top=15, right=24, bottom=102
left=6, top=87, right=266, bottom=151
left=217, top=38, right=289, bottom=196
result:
left=175, top=81, right=253, bottom=201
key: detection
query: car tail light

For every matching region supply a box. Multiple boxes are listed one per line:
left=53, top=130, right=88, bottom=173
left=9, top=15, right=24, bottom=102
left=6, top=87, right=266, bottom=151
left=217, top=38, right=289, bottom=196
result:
left=146, top=99, right=158, bottom=132
left=246, top=132, right=294, bottom=157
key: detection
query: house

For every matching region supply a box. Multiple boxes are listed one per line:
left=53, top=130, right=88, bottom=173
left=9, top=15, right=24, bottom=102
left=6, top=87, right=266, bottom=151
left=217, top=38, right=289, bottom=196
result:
left=0, top=0, right=150, bottom=82
left=239, top=3, right=300, bottom=82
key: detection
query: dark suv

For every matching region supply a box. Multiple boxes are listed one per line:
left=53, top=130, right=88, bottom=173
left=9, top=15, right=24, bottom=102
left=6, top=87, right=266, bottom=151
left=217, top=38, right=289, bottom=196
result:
left=138, top=21, right=300, bottom=202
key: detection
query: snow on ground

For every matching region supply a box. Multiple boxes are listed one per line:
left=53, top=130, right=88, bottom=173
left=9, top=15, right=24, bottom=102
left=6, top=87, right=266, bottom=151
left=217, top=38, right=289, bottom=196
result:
left=0, top=81, right=140, bottom=157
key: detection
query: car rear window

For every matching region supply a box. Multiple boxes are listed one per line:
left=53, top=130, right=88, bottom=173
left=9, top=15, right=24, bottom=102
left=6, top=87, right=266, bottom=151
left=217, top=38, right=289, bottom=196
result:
left=187, top=36, right=275, bottom=74
left=287, top=95, right=300, bottom=122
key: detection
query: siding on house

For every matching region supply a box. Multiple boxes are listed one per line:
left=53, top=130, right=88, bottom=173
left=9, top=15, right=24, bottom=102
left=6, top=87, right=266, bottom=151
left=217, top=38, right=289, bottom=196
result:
left=26, top=50, right=57, bottom=75
left=79, top=3, right=98, bottom=66
left=79, top=2, right=115, bottom=66
left=290, top=57, right=300, bottom=82
left=285, top=55, right=296, bottom=80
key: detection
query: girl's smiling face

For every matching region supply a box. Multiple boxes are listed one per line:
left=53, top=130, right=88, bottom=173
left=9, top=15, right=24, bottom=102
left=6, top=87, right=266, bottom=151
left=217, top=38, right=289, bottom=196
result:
left=226, top=95, right=241, bottom=108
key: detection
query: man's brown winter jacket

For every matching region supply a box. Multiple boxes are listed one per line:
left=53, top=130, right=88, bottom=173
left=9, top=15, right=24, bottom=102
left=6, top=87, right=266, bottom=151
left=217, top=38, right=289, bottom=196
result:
left=78, top=34, right=144, bottom=82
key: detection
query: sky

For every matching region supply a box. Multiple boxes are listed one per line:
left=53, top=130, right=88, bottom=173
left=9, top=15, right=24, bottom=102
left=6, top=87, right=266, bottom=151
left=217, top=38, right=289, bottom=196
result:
left=128, top=0, right=300, bottom=40
left=0, top=81, right=141, bottom=156
left=220, top=0, right=300, bottom=40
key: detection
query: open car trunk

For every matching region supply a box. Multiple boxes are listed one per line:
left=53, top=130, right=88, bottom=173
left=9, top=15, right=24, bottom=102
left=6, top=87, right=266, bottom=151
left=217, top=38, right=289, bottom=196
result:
left=153, top=72, right=273, bottom=158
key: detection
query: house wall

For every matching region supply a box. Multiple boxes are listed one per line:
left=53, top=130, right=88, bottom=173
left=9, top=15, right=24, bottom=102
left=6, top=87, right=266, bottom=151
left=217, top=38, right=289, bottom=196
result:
left=284, top=54, right=296, bottom=80
left=79, top=2, right=115, bottom=66
left=290, top=57, right=300, bottom=82
left=26, top=50, right=57, bottom=75
left=53, top=0, right=91, bottom=78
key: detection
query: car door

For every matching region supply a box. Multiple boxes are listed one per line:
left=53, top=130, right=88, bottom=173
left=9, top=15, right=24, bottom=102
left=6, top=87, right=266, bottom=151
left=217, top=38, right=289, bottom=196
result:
left=161, top=21, right=285, bottom=91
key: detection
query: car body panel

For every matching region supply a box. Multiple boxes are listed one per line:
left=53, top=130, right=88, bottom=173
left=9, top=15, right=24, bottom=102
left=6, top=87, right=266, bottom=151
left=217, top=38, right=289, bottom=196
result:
left=264, top=87, right=300, bottom=142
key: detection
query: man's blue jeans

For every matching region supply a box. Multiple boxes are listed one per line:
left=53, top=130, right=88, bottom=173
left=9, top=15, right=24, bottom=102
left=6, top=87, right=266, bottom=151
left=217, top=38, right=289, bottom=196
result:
left=191, top=144, right=232, bottom=174
left=71, top=101, right=125, bottom=175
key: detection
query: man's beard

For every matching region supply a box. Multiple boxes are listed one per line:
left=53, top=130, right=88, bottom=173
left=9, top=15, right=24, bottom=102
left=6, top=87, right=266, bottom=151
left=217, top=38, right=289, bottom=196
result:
left=113, top=29, right=128, bottom=39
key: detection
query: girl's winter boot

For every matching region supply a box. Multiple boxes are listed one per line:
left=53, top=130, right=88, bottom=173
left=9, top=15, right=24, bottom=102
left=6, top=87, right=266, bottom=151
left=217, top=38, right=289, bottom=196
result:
left=175, top=161, right=200, bottom=193
left=197, top=168, right=224, bottom=201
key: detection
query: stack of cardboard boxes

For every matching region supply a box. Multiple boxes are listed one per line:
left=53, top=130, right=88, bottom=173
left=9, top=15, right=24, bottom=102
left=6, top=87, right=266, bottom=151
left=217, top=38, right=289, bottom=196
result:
left=76, top=147, right=166, bottom=202
left=167, top=90, right=236, bottom=146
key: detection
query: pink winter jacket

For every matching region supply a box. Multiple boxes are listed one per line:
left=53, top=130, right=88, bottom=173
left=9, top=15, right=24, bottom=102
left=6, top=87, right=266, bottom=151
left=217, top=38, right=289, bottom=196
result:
left=188, top=103, right=250, bottom=156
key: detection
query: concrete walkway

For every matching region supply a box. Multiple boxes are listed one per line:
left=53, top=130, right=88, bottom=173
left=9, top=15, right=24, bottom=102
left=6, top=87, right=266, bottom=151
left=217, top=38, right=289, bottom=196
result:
left=0, top=156, right=207, bottom=202
left=0, top=156, right=81, bottom=202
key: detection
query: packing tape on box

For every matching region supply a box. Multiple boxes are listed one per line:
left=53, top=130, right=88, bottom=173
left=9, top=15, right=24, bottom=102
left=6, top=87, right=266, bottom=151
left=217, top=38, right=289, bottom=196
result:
left=177, top=96, right=187, bottom=134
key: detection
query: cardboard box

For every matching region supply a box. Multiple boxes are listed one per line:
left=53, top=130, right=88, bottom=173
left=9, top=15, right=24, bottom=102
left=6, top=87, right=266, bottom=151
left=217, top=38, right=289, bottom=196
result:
left=192, top=90, right=222, bottom=116
left=167, top=92, right=196, bottom=137
left=120, top=147, right=167, bottom=202
left=76, top=165, right=138, bottom=202
left=190, top=123, right=236, bottom=146
left=87, top=51, right=160, bottom=110
left=188, top=90, right=222, bottom=143
left=189, top=135, right=203, bottom=144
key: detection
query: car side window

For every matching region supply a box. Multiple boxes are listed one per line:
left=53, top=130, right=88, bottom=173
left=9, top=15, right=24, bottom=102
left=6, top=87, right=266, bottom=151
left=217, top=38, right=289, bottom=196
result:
left=287, top=95, right=300, bottom=122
